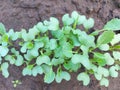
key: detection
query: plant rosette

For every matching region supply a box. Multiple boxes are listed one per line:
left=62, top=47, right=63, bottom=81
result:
left=0, top=11, right=120, bottom=87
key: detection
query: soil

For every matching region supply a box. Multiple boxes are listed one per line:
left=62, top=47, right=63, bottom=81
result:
left=0, top=0, right=120, bottom=90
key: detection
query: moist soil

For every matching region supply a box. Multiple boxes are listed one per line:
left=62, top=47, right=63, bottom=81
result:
left=0, top=0, right=120, bottom=90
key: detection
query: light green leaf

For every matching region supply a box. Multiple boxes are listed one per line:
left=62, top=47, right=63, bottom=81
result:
left=113, top=51, right=120, bottom=60
left=104, top=18, right=120, bottom=31
left=83, top=18, right=94, bottom=29
left=0, top=23, right=6, bottom=34
left=55, top=71, right=71, bottom=83
left=62, top=42, right=73, bottom=58
left=36, top=55, right=50, bottom=65
left=22, top=67, right=32, bottom=76
left=94, top=73, right=102, bottom=80
left=97, top=66, right=109, bottom=77
left=100, top=78, right=109, bottom=87
left=63, top=60, right=81, bottom=72
left=111, top=34, right=120, bottom=45
left=8, top=29, right=18, bottom=41
left=44, top=68, right=55, bottom=83
left=0, top=46, right=9, bottom=57
left=97, top=31, right=114, bottom=46
left=51, top=58, right=64, bottom=66
left=15, top=55, right=24, bottom=66
left=71, top=11, right=79, bottom=20
left=71, top=54, right=91, bottom=69
left=93, top=52, right=106, bottom=66
left=78, top=31, right=95, bottom=48
left=99, top=44, right=109, bottom=51
left=32, top=66, right=43, bottom=76
left=104, top=53, right=114, bottom=65
left=49, top=39, right=57, bottom=50
left=36, top=22, right=48, bottom=33
left=109, top=66, right=118, bottom=77
left=1, top=62, right=9, bottom=78
left=48, top=17, right=59, bottom=31
left=5, top=55, right=15, bottom=64
left=62, top=14, right=74, bottom=26
left=77, top=72, right=90, bottom=86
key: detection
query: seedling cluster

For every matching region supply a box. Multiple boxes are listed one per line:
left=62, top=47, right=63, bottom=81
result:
left=0, top=11, right=120, bottom=87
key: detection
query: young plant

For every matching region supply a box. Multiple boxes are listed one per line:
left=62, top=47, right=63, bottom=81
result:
left=0, top=11, right=120, bottom=87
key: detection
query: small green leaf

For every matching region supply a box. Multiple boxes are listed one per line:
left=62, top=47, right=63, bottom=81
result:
left=97, top=66, right=109, bottom=77
left=15, top=55, right=24, bottom=66
left=0, top=23, right=6, bottom=34
left=109, top=66, right=118, bottom=77
left=77, top=72, right=90, bottom=86
left=104, top=53, right=114, bottom=65
left=0, top=46, right=9, bottom=57
left=97, top=31, right=114, bottom=46
left=32, top=66, right=43, bottom=76
left=99, top=44, right=109, bottom=51
left=48, top=17, right=59, bottom=31
left=1, top=62, right=9, bottom=78
left=100, top=78, right=109, bottom=87
left=51, top=58, right=64, bottom=66
left=62, top=14, right=74, bottom=26
left=71, top=54, right=91, bottom=69
left=83, top=18, right=94, bottom=29
left=49, top=39, right=57, bottom=50
left=113, top=51, right=120, bottom=60
left=44, top=68, right=55, bottom=83
left=55, top=71, right=71, bottom=83
left=62, top=42, right=73, bottom=58
left=104, top=18, right=120, bottom=31
left=36, top=55, right=50, bottom=65
left=5, top=55, right=15, bottom=64
left=22, top=67, right=32, bottom=76
left=36, top=22, right=48, bottom=33
left=63, top=61, right=81, bottom=72
left=110, top=34, right=120, bottom=45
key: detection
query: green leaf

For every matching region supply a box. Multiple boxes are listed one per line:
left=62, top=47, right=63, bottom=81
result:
left=109, top=66, right=118, bottom=77
left=62, top=42, right=73, bottom=58
left=36, top=22, right=48, bottom=33
left=110, top=34, right=120, bottom=45
left=100, top=78, right=109, bottom=87
left=113, top=51, right=120, bottom=60
left=104, top=53, right=114, bottom=65
left=78, top=31, right=95, bottom=48
left=97, top=31, right=114, bottom=46
left=8, top=29, right=18, bottom=41
left=36, top=55, right=50, bottom=65
left=51, top=58, right=64, bottom=66
left=48, top=17, right=59, bottom=31
left=0, top=46, right=9, bottom=57
left=15, top=55, right=24, bottom=66
left=63, top=60, right=81, bottom=72
left=44, top=68, right=55, bottom=83
left=55, top=71, right=71, bottom=83
left=0, top=23, right=6, bottom=34
left=51, top=30, right=64, bottom=40
left=83, top=18, right=94, bottom=29
left=5, top=55, right=15, bottom=64
left=97, top=66, right=109, bottom=77
left=62, top=14, right=74, bottom=26
left=77, top=72, right=90, bottom=86
left=22, top=67, right=32, bottom=76
left=1, top=62, right=9, bottom=78
left=69, top=33, right=80, bottom=46
left=99, top=44, right=109, bottom=51
left=49, top=39, right=57, bottom=50
left=32, top=66, right=43, bottom=76
left=71, top=54, right=91, bottom=69
left=104, top=18, right=120, bottom=31
left=93, top=52, right=106, bottom=66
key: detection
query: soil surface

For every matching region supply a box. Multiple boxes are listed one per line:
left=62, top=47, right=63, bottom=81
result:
left=0, top=0, right=120, bottom=90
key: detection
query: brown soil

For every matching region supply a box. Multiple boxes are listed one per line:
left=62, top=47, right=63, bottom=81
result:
left=0, top=0, right=120, bottom=90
